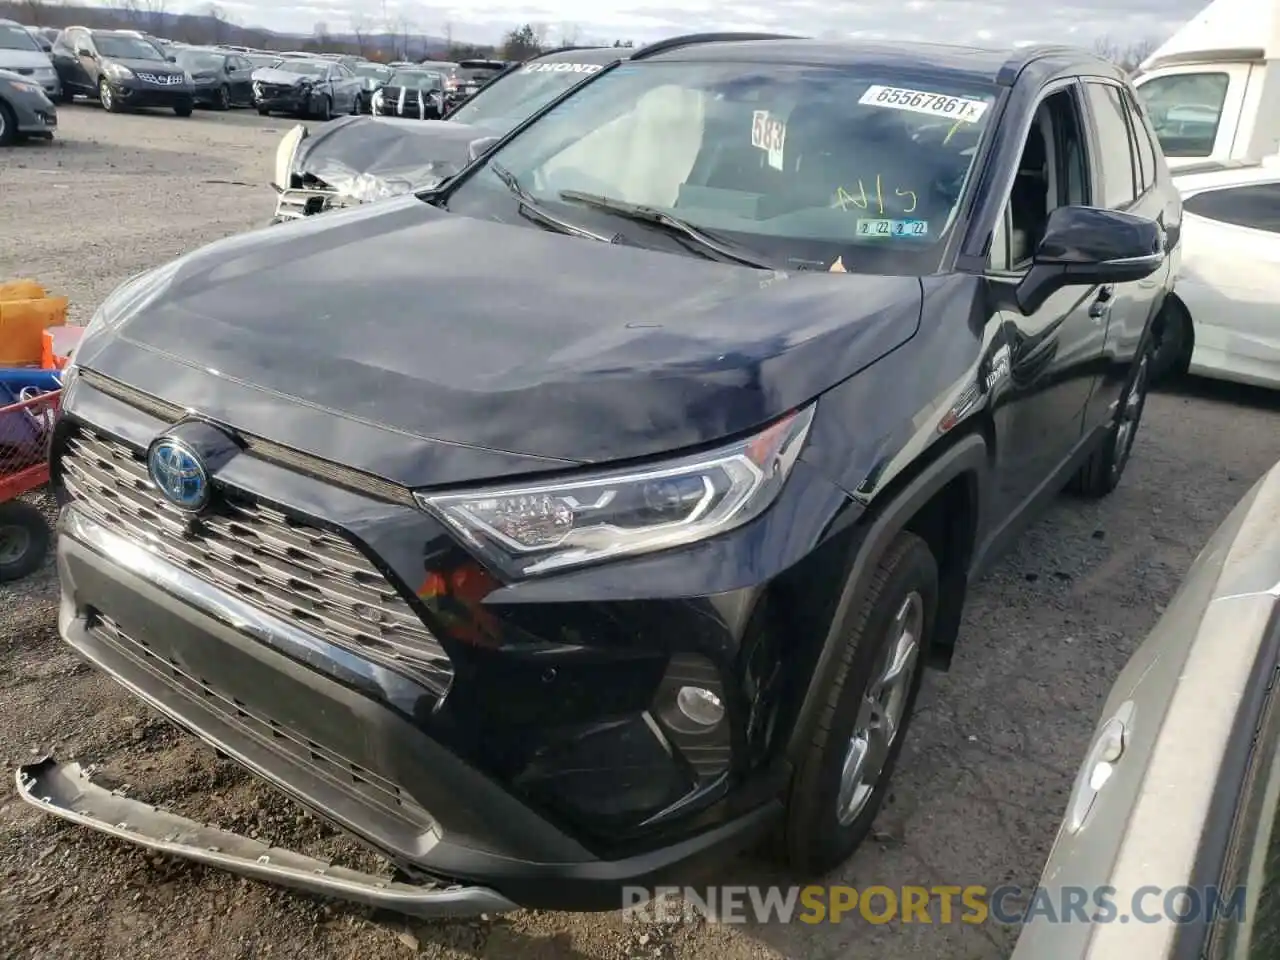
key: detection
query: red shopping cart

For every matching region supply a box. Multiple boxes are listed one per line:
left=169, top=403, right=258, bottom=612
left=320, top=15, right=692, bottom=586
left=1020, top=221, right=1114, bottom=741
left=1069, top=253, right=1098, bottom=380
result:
left=0, top=387, right=60, bottom=582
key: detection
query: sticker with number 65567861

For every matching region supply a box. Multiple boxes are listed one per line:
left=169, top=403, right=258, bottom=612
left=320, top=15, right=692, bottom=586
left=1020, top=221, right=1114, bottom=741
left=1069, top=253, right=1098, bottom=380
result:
left=859, top=85, right=989, bottom=123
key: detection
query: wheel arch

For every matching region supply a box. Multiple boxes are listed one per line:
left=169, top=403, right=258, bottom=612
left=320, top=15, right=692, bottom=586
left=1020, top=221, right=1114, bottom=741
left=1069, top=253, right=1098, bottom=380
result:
left=786, top=430, right=988, bottom=760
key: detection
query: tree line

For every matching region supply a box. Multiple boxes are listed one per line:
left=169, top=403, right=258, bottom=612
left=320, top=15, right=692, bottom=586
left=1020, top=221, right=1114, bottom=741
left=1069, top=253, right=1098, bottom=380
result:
left=0, top=1, right=637, bottom=62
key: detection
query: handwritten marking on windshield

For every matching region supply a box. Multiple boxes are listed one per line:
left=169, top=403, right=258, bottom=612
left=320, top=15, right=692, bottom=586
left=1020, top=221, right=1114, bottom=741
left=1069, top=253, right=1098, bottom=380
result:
left=834, top=179, right=918, bottom=216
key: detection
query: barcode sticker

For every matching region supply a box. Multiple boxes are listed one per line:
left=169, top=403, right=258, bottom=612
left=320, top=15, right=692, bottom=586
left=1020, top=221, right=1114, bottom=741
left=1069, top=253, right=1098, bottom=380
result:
left=859, top=85, right=989, bottom=123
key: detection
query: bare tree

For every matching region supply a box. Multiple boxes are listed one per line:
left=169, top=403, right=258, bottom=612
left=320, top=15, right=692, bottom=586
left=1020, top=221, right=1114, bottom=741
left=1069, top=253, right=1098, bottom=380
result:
left=350, top=12, right=369, bottom=56
left=141, top=0, right=169, bottom=33
left=531, top=22, right=549, bottom=50
left=313, top=20, right=330, bottom=46
left=394, top=15, right=413, bottom=60
left=1093, top=34, right=1159, bottom=73
left=205, top=3, right=227, bottom=44
left=557, top=22, right=581, bottom=47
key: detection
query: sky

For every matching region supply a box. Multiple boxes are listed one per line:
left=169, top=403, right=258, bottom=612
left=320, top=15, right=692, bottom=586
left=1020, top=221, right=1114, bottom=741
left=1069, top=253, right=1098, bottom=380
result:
left=205, top=0, right=1212, bottom=47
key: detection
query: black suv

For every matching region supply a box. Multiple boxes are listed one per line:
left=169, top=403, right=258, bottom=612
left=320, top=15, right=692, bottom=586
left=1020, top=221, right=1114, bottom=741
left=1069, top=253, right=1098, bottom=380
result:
left=27, top=35, right=1180, bottom=916
left=51, top=27, right=193, bottom=115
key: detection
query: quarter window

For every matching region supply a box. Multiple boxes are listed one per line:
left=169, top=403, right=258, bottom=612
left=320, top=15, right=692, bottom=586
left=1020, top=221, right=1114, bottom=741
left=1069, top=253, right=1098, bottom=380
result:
left=1084, top=83, right=1137, bottom=209
left=1183, top=183, right=1280, bottom=234
left=1136, top=72, right=1230, bottom=158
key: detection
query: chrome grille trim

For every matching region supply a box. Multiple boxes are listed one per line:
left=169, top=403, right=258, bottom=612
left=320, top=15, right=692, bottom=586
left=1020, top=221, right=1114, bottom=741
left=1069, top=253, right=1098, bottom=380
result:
left=89, top=613, right=438, bottom=834
left=60, top=425, right=453, bottom=696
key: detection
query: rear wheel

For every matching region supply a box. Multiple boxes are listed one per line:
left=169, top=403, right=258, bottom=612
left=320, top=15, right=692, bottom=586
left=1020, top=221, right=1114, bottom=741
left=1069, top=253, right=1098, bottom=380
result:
left=773, top=531, right=937, bottom=874
left=257, top=105, right=270, bottom=116
left=1073, top=337, right=1153, bottom=498
left=0, top=502, right=51, bottom=583
left=317, top=95, right=332, bottom=121
left=1150, top=298, right=1193, bottom=382
left=216, top=84, right=231, bottom=110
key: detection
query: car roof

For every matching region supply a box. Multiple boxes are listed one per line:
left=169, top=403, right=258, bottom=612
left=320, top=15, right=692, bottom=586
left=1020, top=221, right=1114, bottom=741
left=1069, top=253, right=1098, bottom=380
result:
left=639, top=38, right=1118, bottom=87
left=531, top=46, right=624, bottom=65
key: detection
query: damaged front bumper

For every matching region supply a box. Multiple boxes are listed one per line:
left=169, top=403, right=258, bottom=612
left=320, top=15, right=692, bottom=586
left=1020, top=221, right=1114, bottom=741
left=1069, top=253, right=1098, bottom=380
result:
left=16, top=757, right=518, bottom=917
left=270, top=183, right=359, bottom=224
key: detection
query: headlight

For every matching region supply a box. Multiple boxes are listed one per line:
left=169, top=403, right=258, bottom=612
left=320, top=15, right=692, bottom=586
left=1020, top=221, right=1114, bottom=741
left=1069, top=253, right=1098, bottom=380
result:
left=8, top=80, right=41, bottom=95
left=273, top=124, right=307, bottom=189
left=182, top=71, right=194, bottom=83
left=418, top=405, right=815, bottom=578
left=101, top=61, right=133, bottom=80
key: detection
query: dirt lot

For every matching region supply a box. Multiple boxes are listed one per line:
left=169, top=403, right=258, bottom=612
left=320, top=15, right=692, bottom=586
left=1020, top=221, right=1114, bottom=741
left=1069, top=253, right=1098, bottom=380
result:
left=3, top=103, right=1280, bottom=960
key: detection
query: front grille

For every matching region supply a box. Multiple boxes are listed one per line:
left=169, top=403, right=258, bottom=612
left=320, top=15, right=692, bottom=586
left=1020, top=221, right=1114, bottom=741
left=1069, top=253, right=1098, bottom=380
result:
left=258, top=82, right=296, bottom=98
left=59, top=425, right=453, bottom=696
left=89, top=614, right=438, bottom=835
left=136, top=72, right=184, bottom=85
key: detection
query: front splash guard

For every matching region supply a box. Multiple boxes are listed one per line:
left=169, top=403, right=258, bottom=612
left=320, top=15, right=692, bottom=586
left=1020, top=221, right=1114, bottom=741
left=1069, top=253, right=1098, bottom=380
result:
left=16, top=756, right=519, bottom=918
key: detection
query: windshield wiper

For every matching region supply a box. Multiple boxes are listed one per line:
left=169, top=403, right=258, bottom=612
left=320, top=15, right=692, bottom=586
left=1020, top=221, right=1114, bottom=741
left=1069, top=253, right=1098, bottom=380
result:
left=488, top=163, right=617, bottom=243
left=557, top=190, right=773, bottom=268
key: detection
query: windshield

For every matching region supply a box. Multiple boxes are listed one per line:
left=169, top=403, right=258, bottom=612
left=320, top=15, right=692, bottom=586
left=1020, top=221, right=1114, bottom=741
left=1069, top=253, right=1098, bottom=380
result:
left=176, top=50, right=225, bottom=72
left=0, top=24, right=39, bottom=51
left=95, top=35, right=165, bottom=60
left=446, top=61, right=996, bottom=274
left=246, top=54, right=279, bottom=68
left=280, top=61, right=328, bottom=77
left=448, top=59, right=607, bottom=126
left=389, top=70, right=442, bottom=90
left=355, top=63, right=391, bottom=79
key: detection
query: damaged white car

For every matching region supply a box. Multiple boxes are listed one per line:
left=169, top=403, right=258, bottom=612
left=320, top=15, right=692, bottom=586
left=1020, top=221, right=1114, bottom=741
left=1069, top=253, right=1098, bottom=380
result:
left=267, top=45, right=625, bottom=223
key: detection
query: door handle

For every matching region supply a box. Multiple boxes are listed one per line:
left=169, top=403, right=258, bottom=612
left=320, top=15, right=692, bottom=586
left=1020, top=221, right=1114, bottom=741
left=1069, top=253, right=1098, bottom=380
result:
left=1095, top=285, right=1114, bottom=303
left=1088, top=285, right=1113, bottom=322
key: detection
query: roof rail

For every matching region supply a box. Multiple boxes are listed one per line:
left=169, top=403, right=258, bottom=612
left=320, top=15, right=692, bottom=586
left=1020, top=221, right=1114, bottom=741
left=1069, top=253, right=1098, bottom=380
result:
left=995, top=43, right=1096, bottom=85
left=631, top=32, right=804, bottom=61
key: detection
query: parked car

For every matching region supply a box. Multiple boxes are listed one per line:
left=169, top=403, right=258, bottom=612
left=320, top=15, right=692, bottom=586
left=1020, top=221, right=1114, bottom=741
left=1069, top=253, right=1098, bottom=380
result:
left=370, top=68, right=445, bottom=119
left=51, top=27, right=194, bottom=115
left=444, top=58, right=507, bottom=108
left=0, top=66, right=56, bottom=144
left=26, top=34, right=1180, bottom=916
left=1146, top=161, right=1280, bottom=388
left=269, top=47, right=626, bottom=222
left=0, top=19, right=60, bottom=101
left=352, top=61, right=392, bottom=113
left=242, top=52, right=282, bottom=71
left=1011, top=454, right=1280, bottom=959
left=173, top=47, right=254, bottom=109
left=252, top=57, right=361, bottom=119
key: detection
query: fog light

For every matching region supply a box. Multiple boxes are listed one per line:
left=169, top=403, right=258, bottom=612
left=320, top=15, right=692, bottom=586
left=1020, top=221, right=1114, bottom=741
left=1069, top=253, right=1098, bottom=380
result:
left=676, top=686, right=724, bottom=726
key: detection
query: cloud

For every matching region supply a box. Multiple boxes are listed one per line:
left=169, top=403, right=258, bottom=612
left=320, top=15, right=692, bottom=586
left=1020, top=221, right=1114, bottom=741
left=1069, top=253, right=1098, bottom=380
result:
left=209, top=0, right=1207, bottom=46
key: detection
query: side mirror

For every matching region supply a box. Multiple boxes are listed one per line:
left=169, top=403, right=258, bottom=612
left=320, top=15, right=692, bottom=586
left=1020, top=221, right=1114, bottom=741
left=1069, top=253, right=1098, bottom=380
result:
left=226, top=64, right=236, bottom=72
left=75, top=46, right=93, bottom=58
left=467, top=136, right=502, bottom=163
left=1015, top=206, right=1164, bottom=315
left=39, top=41, right=52, bottom=52
left=166, top=54, right=177, bottom=62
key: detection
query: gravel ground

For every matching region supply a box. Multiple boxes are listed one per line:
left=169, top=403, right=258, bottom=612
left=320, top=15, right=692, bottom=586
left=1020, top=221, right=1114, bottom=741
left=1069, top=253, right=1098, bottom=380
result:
left=3, top=104, right=1280, bottom=960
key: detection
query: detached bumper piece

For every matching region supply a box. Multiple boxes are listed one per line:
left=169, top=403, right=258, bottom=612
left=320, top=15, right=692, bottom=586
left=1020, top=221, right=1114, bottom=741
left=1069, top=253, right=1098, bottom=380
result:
left=16, top=757, right=519, bottom=918
left=270, top=184, right=354, bottom=223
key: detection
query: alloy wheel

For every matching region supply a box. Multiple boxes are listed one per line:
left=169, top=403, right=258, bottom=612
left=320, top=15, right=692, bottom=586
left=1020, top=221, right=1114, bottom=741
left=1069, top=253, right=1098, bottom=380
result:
left=1112, top=353, right=1149, bottom=477
left=836, top=591, right=923, bottom=826
left=99, top=80, right=112, bottom=110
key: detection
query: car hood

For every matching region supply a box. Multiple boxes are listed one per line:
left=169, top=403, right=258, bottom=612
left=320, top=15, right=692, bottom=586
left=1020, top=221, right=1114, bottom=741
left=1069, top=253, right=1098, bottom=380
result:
left=76, top=198, right=923, bottom=488
left=253, top=66, right=317, bottom=85
left=287, top=115, right=482, bottom=201
left=0, top=49, right=52, bottom=71
left=111, top=57, right=183, bottom=74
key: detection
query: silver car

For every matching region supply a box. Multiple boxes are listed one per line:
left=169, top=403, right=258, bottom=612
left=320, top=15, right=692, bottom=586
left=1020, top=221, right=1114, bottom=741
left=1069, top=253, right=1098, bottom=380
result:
left=1013, top=457, right=1280, bottom=958
left=0, top=19, right=60, bottom=99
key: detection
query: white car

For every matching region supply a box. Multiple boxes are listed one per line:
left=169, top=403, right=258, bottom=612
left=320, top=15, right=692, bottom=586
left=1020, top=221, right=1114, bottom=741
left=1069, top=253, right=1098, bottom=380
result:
left=1155, top=160, right=1280, bottom=388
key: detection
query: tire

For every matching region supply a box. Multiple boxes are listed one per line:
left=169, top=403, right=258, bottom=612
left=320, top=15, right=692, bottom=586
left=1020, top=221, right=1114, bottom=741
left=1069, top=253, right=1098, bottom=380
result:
left=257, top=106, right=270, bottom=116
left=0, top=501, right=51, bottom=583
left=1072, top=336, right=1153, bottom=498
left=1150, top=298, right=1193, bottom=382
left=99, top=78, right=121, bottom=113
left=0, top=100, right=16, bottom=147
left=318, top=95, right=332, bottom=121
left=773, top=530, right=938, bottom=875
left=173, top=100, right=193, bottom=117
left=216, top=85, right=231, bottom=110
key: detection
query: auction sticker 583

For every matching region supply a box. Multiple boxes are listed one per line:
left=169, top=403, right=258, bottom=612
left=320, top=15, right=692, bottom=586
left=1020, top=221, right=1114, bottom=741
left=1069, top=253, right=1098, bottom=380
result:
left=859, top=85, right=989, bottom=123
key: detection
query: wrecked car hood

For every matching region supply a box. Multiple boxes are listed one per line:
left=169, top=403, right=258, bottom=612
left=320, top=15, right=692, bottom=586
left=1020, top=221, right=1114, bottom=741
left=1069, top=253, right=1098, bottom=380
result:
left=286, top=115, right=483, bottom=203
left=75, top=197, right=925, bottom=487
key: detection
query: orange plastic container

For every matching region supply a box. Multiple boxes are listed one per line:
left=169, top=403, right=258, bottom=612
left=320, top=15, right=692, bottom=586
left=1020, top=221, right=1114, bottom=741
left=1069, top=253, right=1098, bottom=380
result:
left=0, top=280, right=68, bottom=366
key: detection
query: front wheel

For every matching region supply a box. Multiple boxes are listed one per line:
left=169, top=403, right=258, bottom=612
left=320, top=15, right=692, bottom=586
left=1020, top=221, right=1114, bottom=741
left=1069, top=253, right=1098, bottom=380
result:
left=0, top=501, right=51, bottom=583
left=173, top=100, right=193, bottom=117
left=773, top=530, right=938, bottom=875
left=1073, top=338, right=1153, bottom=498
left=256, top=105, right=270, bottom=116
left=0, top=100, right=16, bottom=147
left=99, top=78, right=121, bottom=112
left=216, top=85, right=231, bottom=110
